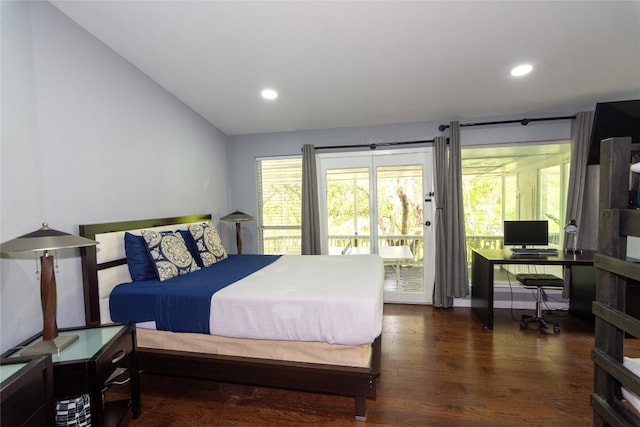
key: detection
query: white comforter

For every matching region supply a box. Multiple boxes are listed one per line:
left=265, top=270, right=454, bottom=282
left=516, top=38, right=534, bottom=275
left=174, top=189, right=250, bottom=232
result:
left=209, top=255, right=384, bottom=345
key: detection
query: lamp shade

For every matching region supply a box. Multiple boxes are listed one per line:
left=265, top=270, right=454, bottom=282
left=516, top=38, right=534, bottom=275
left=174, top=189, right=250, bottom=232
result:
left=1, top=223, right=98, bottom=356
left=220, top=211, right=255, bottom=222
left=563, top=220, right=578, bottom=234
left=0, top=223, right=98, bottom=253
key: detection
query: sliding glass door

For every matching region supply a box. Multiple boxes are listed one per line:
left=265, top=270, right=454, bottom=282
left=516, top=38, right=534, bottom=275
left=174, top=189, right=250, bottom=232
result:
left=319, top=149, right=434, bottom=303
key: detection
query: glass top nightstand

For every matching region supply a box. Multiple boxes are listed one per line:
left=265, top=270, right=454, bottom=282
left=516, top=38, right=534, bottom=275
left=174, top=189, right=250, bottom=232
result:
left=2, top=323, right=140, bottom=427
left=7, top=324, right=123, bottom=362
left=0, top=361, right=27, bottom=379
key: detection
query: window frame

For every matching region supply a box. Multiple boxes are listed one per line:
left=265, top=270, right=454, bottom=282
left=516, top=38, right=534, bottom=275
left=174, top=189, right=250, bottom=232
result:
left=461, top=140, right=571, bottom=259
left=255, top=155, right=303, bottom=254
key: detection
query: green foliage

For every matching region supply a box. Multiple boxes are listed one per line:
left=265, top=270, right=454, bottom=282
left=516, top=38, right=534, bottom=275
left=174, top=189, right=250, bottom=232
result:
left=463, top=175, right=503, bottom=236
left=326, top=171, right=423, bottom=237
left=262, top=182, right=302, bottom=226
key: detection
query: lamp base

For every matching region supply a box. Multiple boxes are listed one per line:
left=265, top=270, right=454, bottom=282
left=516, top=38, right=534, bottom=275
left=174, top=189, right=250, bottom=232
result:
left=21, top=334, right=79, bottom=356
left=564, top=248, right=582, bottom=255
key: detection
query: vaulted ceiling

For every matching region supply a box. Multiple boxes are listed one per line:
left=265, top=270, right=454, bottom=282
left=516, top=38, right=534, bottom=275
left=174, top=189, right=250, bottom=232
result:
left=50, top=1, right=640, bottom=136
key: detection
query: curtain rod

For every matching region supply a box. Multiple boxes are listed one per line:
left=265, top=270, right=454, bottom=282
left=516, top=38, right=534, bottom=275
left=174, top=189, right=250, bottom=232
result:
left=310, top=139, right=436, bottom=152
left=304, top=114, right=575, bottom=151
left=438, top=115, right=576, bottom=132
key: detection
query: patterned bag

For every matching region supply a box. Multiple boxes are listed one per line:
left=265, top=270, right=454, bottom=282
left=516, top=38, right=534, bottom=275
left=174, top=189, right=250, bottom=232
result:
left=55, top=394, right=91, bottom=427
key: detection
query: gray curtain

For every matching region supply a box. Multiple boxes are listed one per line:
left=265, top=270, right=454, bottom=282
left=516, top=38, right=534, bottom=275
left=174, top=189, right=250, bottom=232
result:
left=433, top=122, right=469, bottom=307
left=433, top=136, right=449, bottom=306
left=563, top=111, right=595, bottom=296
left=565, top=111, right=596, bottom=251
left=301, top=144, right=321, bottom=255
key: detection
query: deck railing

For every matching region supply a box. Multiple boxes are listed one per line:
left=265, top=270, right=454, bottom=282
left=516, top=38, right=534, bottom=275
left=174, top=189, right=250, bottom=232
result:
left=262, top=233, right=560, bottom=262
left=262, top=234, right=424, bottom=259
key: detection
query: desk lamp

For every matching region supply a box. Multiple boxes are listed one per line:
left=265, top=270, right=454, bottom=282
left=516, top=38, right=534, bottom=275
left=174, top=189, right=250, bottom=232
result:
left=564, top=219, right=581, bottom=254
left=1, top=223, right=98, bottom=355
left=220, top=211, right=255, bottom=254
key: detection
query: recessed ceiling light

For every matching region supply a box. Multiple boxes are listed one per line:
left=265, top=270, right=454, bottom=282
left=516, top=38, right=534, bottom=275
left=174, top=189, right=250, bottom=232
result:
left=510, top=64, right=533, bottom=77
left=261, top=89, right=278, bottom=100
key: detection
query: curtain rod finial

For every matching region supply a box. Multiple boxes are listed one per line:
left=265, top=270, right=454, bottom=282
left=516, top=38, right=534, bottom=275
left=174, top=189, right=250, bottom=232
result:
left=438, top=124, right=449, bottom=132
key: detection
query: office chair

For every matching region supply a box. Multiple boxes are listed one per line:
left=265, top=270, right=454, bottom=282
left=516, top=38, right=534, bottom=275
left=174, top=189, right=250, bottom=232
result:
left=515, top=273, right=564, bottom=334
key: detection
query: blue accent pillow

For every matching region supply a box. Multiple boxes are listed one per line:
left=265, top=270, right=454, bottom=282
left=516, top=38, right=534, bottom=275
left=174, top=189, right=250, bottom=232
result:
left=141, top=230, right=200, bottom=281
left=124, top=232, right=158, bottom=281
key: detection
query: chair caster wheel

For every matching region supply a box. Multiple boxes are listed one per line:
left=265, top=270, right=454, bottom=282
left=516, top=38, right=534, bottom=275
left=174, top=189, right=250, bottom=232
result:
left=540, top=327, right=549, bottom=334
left=554, top=325, right=560, bottom=333
left=520, top=322, right=527, bottom=329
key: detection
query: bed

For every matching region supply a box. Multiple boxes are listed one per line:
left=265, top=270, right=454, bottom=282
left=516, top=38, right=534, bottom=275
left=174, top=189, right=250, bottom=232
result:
left=79, top=214, right=384, bottom=421
left=591, top=137, right=640, bottom=426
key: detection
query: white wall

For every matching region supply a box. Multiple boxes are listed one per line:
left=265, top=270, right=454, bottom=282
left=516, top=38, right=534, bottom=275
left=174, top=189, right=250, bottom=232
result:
left=226, top=116, right=573, bottom=254
left=0, top=1, right=229, bottom=352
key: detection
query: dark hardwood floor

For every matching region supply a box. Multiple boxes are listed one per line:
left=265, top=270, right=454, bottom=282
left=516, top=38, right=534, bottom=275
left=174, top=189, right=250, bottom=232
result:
left=109, top=304, right=631, bottom=426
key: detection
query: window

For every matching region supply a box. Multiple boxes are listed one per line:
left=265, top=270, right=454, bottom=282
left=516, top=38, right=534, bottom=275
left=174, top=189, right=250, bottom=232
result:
left=462, top=142, right=571, bottom=264
left=256, top=157, right=302, bottom=254
left=538, top=164, right=563, bottom=244
left=325, top=167, right=371, bottom=250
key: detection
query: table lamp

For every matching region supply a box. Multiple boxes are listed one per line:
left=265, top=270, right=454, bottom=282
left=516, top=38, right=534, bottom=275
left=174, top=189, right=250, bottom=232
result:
left=220, top=210, right=255, bottom=254
left=564, top=219, right=581, bottom=254
left=0, top=223, right=98, bottom=355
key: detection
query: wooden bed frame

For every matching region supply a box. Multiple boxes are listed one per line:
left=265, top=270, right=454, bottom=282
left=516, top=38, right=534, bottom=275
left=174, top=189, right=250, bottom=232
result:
left=79, top=214, right=381, bottom=421
left=592, top=137, right=640, bottom=426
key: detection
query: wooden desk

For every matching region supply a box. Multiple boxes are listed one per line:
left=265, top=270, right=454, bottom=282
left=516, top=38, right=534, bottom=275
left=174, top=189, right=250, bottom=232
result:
left=471, top=248, right=595, bottom=330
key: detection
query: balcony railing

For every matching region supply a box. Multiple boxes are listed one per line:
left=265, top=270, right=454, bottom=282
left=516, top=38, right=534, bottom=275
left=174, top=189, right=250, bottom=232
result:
left=262, top=234, right=424, bottom=260
left=261, top=233, right=560, bottom=261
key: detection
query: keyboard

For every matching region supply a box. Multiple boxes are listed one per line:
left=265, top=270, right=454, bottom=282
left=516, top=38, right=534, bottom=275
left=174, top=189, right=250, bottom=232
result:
left=510, top=248, right=559, bottom=256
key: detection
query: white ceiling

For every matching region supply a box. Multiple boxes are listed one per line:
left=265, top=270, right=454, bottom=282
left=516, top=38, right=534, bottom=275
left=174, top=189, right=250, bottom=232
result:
left=50, top=0, right=640, bottom=136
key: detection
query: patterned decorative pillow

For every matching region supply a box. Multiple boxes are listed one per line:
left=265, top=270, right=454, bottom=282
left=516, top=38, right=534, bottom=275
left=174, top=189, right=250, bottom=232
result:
left=141, top=230, right=200, bottom=281
left=188, top=222, right=228, bottom=267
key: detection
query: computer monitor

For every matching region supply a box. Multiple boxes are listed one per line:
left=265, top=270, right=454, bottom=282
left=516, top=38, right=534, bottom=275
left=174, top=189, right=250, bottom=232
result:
left=503, top=220, right=549, bottom=248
